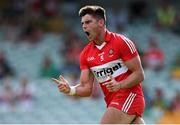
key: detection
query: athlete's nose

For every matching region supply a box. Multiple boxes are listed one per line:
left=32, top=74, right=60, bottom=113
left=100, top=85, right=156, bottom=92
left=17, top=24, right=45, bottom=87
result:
left=83, top=24, right=87, bottom=31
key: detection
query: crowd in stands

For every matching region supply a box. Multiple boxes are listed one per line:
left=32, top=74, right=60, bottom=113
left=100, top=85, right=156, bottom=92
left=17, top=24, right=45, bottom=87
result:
left=0, top=0, right=179, bottom=123
left=0, top=76, right=35, bottom=112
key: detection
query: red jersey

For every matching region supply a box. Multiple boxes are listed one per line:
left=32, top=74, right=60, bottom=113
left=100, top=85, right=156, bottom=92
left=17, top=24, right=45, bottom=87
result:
left=80, top=30, right=144, bottom=106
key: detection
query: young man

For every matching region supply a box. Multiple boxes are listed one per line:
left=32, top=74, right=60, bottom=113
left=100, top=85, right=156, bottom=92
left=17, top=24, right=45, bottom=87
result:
left=52, top=5, right=145, bottom=124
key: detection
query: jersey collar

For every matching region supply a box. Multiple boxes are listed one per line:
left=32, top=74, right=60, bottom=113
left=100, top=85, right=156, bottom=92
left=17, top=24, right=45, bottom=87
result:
left=92, top=29, right=112, bottom=50
left=92, top=29, right=112, bottom=45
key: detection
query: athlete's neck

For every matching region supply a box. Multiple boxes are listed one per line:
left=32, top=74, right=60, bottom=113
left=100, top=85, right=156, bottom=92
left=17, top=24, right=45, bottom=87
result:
left=94, top=29, right=106, bottom=46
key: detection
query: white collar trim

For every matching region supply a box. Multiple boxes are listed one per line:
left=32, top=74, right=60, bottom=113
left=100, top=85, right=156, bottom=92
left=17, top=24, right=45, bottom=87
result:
left=95, top=42, right=106, bottom=50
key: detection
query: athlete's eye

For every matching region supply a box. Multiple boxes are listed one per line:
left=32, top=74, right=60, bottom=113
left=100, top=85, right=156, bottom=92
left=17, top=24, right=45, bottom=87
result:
left=85, top=31, right=90, bottom=36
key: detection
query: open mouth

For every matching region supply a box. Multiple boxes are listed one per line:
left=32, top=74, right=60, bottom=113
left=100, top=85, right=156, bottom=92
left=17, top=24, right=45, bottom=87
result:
left=85, top=31, right=90, bottom=36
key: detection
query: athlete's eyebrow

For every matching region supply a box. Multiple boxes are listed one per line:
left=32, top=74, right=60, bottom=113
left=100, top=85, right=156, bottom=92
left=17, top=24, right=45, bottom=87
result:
left=81, top=20, right=92, bottom=25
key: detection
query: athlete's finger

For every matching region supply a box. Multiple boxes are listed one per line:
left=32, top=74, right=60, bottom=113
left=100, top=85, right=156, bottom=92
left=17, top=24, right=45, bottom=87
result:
left=102, top=81, right=112, bottom=86
left=58, top=75, right=63, bottom=82
left=59, top=75, right=68, bottom=83
left=107, top=86, right=113, bottom=91
left=59, top=88, right=66, bottom=92
left=58, top=83, right=66, bottom=88
left=102, top=82, right=108, bottom=86
left=58, top=84, right=69, bottom=93
left=109, top=89, right=114, bottom=92
left=59, top=87, right=67, bottom=92
left=51, top=78, right=66, bottom=85
left=59, top=88, right=69, bottom=93
left=51, top=78, right=60, bottom=85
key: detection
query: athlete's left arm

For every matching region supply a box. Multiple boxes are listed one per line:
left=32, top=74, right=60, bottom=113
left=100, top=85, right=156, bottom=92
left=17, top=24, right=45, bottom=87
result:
left=120, top=55, right=145, bottom=88
left=103, top=55, right=145, bottom=92
left=103, top=35, right=145, bottom=91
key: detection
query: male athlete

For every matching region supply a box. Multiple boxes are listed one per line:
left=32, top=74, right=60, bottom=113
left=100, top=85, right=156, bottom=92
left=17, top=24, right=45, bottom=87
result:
left=52, top=5, right=145, bottom=124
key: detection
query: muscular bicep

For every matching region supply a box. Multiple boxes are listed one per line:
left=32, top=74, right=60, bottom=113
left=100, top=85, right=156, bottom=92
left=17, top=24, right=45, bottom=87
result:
left=80, top=69, right=94, bottom=90
left=74, top=69, right=95, bottom=97
left=124, top=56, right=144, bottom=73
left=120, top=56, right=145, bottom=88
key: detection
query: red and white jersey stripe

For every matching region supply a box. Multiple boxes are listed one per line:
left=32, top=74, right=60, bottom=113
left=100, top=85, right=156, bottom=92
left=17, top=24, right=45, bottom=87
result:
left=90, top=59, right=128, bottom=83
left=122, top=92, right=137, bottom=113
left=119, top=35, right=136, bottom=54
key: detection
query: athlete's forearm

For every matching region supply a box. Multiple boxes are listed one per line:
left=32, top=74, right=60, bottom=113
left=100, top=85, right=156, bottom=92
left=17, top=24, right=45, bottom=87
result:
left=72, top=83, right=93, bottom=97
left=120, top=70, right=145, bottom=89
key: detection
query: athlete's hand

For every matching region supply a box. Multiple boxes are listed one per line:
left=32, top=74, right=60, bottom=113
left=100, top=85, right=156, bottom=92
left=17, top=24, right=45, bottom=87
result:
left=102, top=75, right=122, bottom=92
left=51, top=75, right=71, bottom=94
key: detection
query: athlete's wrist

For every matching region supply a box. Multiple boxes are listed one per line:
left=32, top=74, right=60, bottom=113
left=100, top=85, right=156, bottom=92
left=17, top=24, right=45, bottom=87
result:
left=119, top=82, right=124, bottom=89
left=68, top=86, right=76, bottom=96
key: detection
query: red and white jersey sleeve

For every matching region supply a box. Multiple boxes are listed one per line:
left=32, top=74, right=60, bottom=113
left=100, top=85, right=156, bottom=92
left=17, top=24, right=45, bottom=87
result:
left=80, top=50, right=89, bottom=70
left=118, top=34, right=138, bottom=61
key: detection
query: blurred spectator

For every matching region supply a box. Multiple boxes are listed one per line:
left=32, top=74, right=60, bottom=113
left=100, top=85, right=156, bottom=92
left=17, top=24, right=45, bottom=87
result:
left=0, top=77, right=16, bottom=112
left=170, top=53, right=180, bottom=80
left=15, top=76, right=36, bottom=112
left=39, top=54, right=59, bottom=78
left=155, top=0, right=177, bottom=30
left=0, top=50, right=14, bottom=79
left=152, top=88, right=167, bottom=110
left=143, top=36, right=164, bottom=72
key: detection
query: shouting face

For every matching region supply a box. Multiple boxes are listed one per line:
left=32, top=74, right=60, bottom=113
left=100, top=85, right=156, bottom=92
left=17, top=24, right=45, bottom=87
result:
left=81, top=14, right=104, bottom=42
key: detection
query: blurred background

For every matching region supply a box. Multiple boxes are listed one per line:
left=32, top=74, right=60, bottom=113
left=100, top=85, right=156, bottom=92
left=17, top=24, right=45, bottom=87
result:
left=0, top=0, right=179, bottom=124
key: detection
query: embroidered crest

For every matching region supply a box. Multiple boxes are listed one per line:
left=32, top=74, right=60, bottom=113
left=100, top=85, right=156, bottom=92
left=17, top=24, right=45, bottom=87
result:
left=109, top=49, right=114, bottom=55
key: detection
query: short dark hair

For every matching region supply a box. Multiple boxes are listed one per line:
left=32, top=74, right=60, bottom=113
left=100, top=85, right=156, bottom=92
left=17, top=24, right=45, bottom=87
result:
left=79, top=5, right=106, bottom=21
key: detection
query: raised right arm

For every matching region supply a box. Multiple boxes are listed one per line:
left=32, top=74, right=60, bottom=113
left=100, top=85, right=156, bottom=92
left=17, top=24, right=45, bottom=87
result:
left=52, top=69, right=94, bottom=97
left=74, top=69, right=94, bottom=97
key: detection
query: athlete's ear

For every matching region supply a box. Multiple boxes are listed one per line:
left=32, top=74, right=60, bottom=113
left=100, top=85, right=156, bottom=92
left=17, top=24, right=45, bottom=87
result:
left=98, top=19, right=105, bottom=27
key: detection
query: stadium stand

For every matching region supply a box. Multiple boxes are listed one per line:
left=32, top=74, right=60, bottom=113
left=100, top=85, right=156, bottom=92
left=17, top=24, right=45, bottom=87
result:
left=0, top=0, right=179, bottom=124
left=0, top=23, right=179, bottom=123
